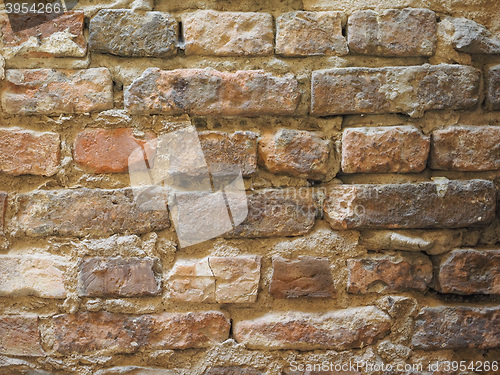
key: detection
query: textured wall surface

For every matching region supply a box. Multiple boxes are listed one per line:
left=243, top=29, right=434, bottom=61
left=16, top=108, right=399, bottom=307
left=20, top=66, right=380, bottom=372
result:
left=0, top=0, right=499, bottom=374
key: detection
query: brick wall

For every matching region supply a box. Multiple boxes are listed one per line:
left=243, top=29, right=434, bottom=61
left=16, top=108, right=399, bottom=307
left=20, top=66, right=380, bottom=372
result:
left=0, top=0, right=499, bottom=374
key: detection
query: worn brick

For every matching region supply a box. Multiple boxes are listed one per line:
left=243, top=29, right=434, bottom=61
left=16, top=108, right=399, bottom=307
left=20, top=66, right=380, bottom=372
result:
left=12, top=188, right=170, bottom=237
left=276, top=11, right=348, bottom=56
left=486, top=64, right=500, bottom=110
left=412, top=306, right=500, bottom=349
left=323, top=180, right=496, bottom=230
left=348, top=8, right=437, bottom=56
left=0, top=316, right=44, bottom=356
left=270, top=256, right=335, bottom=298
left=79, top=257, right=161, bottom=297
left=233, top=306, right=390, bottom=350
left=0, top=192, right=5, bottom=235
left=311, top=65, right=480, bottom=118
left=341, top=126, right=429, bottom=173
left=0, top=12, right=86, bottom=59
left=0, top=255, right=67, bottom=298
left=74, top=128, right=156, bottom=174
left=200, top=131, right=258, bottom=176
left=183, top=10, right=273, bottom=56
left=0, top=128, right=60, bottom=176
left=96, top=368, right=177, bottom=375
left=89, top=9, right=177, bottom=57
left=167, top=258, right=215, bottom=303
left=205, top=367, right=262, bottom=375
left=436, top=248, right=500, bottom=295
left=258, top=129, right=334, bottom=180
left=2, top=68, right=113, bottom=115
left=347, top=253, right=432, bottom=294
left=125, top=68, right=300, bottom=116
left=226, top=188, right=317, bottom=238
left=446, top=17, right=500, bottom=55
left=430, top=125, right=500, bottom=171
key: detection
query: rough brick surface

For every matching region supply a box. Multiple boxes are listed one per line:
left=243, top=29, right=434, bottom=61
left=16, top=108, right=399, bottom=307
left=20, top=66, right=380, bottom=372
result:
left=447, top=17, right=500, bottom=54
left=311, top=65, right=480, bottom=118
left=74, top=128, right=156, bottom=173
left=79, top=257, right=161, bottom=297
left=205, top=368, right=262, bottom=375
left=0, top=128, right=60, bottom=176
left=0, top=12, right=86, bottom=59
left=12, top=188, right=170, bottom=237
left=348, top=8, right=437, bottom=56
left=89, top=10, right=178, bottom=57
left=270, top=256, right=335, bottom=298
left=0, top=192, right=6, bottom=234
left=0, top=255, right=67, bottom=298
left=324, top=180, right=496, bottom=230
left=486, top=64, right=500, bottom=110
left=258, top=129, right=333, bottom=180
left=200, top=131, right=258, bottom=176
left=167, top=258, right=215, bottom=303
left=430, top=125, right=500, bottom=171
left=436, top=248, right=500, bottom=295
left=276, top=11, right=348, bottom=56
left=125, top=68, right=300, bottom=116
left=2, top=68, right=113, bottom=115
left=233, top=306, right=390, bottom=350
left=183, top=10, right=273, bottom=56
left=412, top=306, right=500, bottom=349
left=341, top=126, right=430, bottom=173
left=0, top=316, right=43, bottom=356
left=96, top=368, right=176, bottom=375
left=347, top=253, right=432, bottom=293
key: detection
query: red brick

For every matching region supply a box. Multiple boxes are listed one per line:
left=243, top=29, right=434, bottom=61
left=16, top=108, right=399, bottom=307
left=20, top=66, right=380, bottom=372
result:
left=311, top=65, right=480, bottom=118
left=12, top=188, right=170, bottom=237
left=0, top=128, right=60, bottom=176
left=183, top=10, right=273, bottom=56
left=276, top=11, right=348, bottom=56
left=270, top=256, right=335, bottom=298
left=258, top=129, right=334, bottom=180
left=0, top=11, right=86, bottom=58
left=79, top=257, right=161, bottom=297
left=233, top=306, right=390, bottom=350
left=486, top=64, right=500, bottom=110
left=74, top=128, right=156, bottom=174
left=436, top=248, right=500, bottom=295
left=2, top=68, right=113, bottom=115
left=430, top=126, right=500, bottom=171
left=125, top=68, right=300, bottom=116
left=412, top=306, right=500, bottom=349
left=347, top=254, right=432, bottom=294
left=348, top=8, right=436, bottom=56
left=323, top=180, right=496, bottom=230
left=0, top=315, right=44, bottom=356
left=341, top=126, right=429, bottom=173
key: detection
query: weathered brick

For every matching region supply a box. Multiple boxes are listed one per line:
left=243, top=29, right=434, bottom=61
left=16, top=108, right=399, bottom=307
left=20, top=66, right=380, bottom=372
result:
left=0, top=255, right=67, bottom=298
left=233, top=306, right=390, bottom=350
left=183, top=10, right=273, bottom=56
left=2, top=68, right=113, bottom=115
left=74, top=128, right=156, bottom=174
left=225, top=189, right=317, bottom=238
left=341, top=126, right=429, bottom=173
left=89, top=9, right=178, bottom=57
left=323, top=180, right=496, bottom=230
left=125, top=68, right=300, bottom=116
left=0, top=12, right=86, bottom=59
left=311, top=65, right=480, bottom=118
left=96, top=368, right=176, bottom=375
left=430, top=125, right=500, bottom=171
left=486, top=64, right=500, bottom=110
left=270, top=256, right=335, bottom=298
left=276, top=11, right=348, bottom=56
left=0, top=128, right=60, bottom=176
left=347, top=253, right=432, bottom=294
left=436, top=248, right=500, bottom=295
left=200, top=131, right=258, bottom=176
left=0, top=192, right=5, bottom=235
left=12, top=188, right=170, bottom=237
left=348, top=8, right=437, bottom=56
left=166, top=258, right=215, bottom=303
left=205, top=368, right=262, bottom=375
left=446, top=17, right=500, bottom=55
left=79, top=257, right=161, bottom=297
left=0, top=316, right=44, bottom=356
left=258, top=129, right=334, bottom=180
left=412, top=306, right=500, bottom=349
